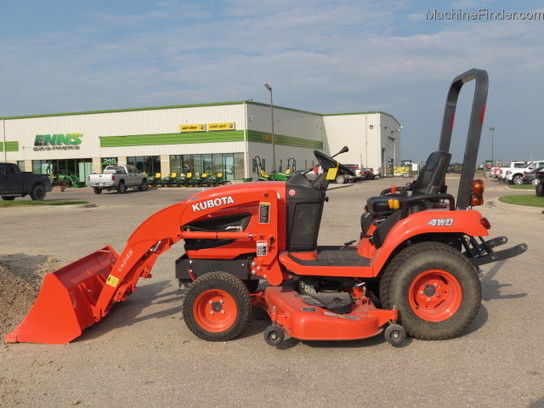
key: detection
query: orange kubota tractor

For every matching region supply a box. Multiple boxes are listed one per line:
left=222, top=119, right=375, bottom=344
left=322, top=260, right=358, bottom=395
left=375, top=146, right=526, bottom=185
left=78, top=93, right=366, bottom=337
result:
left=6, top=69, right=527, bottom=347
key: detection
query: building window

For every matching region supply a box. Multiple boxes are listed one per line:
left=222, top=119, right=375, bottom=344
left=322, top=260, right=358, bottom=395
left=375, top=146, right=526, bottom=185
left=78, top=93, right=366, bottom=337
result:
left=170, top=153, right=244, bottom=181
left=33, top=159, right=92, bottom=185
left=127, top=156, right=160, bottom=176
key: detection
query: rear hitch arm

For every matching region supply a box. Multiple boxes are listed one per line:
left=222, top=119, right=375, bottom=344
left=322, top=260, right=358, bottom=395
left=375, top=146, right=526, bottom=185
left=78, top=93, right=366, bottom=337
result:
left=464, top=236, right=528, bottom=266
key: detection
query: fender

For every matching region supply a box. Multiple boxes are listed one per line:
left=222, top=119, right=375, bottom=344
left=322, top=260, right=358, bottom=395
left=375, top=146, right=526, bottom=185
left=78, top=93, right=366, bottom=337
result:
left=371, top=209, right=489, bottom=274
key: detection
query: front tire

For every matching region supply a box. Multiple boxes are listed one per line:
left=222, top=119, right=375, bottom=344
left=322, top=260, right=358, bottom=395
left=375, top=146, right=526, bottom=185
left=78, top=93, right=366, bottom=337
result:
left=512, top=175, right=523, bottom=185
left=182, top=272, right=252, bottom=342
left=536, top=182, right=544, bottom=197
left=379, top=242, right=481, bottom=340
left=335, top=175, right=346, bottom=184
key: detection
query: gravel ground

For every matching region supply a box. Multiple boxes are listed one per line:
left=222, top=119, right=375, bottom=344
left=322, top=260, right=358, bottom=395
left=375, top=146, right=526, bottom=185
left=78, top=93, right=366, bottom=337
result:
left=1, top=177, right=543, bottom=408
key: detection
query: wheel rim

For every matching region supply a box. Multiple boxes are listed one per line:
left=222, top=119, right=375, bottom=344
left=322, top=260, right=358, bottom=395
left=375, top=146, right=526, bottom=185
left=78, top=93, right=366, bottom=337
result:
left=193, top=289, right=237, bottom=333
left=408, top=269, right=462, bottom=322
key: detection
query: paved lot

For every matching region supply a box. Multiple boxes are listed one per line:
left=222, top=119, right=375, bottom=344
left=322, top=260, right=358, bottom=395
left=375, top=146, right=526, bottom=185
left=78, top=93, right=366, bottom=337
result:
left=1, top=176, right=543, bottom=408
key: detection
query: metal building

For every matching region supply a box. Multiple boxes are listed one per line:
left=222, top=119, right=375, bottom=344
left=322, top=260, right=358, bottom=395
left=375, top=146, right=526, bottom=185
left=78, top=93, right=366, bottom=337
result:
left=0, top=101, right=401, bottom=183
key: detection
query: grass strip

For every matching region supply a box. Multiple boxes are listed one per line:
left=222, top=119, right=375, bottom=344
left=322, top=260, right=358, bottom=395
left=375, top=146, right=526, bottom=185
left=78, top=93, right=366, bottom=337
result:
left=498, top=195, right=544, bottom=207
left=0, top=201, right=90, bottom=208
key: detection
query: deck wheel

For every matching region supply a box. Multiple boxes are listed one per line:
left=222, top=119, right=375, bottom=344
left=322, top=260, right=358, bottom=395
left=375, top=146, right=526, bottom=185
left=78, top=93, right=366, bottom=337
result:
left=264, top=325, right=285, bottom=346
left=384, top=324, right=406, bottom=347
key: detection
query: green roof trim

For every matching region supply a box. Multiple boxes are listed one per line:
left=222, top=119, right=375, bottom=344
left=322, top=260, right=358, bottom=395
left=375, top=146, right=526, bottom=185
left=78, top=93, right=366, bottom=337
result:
left=100, top=130, right=245, bottom=147
left=0, top=141, right=19, bottom=152
left=247, top=130, right=323, bottom=149
left=1, top=101, right=248, bottom=120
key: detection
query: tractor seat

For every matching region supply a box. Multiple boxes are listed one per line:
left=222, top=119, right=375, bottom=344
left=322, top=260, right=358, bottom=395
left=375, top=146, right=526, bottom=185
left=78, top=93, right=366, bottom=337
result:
left=366, top=150, right=451, bottom=219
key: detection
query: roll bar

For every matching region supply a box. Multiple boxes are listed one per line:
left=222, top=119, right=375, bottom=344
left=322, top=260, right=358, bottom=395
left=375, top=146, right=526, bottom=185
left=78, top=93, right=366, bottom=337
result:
left=438, top=69, right=489, bottom=210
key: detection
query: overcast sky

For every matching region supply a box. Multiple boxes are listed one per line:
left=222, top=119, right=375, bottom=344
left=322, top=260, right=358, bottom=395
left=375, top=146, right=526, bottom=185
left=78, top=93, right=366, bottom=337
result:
left=1, top=0, right=543, bottom=164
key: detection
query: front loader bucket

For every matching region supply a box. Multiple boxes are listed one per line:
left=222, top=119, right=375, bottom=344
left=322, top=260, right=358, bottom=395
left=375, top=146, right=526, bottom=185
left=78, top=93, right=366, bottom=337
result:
left=4, top=246, right=118, bottom=344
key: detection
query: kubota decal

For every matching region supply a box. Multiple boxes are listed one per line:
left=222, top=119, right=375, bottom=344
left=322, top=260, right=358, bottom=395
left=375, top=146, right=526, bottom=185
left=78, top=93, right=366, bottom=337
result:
left=191, top=196, right=235, bottom=212
left=428, top=218, right=454, bottom=226
left=117, top=249, right=134, bottom=273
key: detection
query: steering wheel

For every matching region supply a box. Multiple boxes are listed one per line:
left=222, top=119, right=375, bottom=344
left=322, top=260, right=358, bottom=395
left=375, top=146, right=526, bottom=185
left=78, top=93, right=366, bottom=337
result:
left=314, top=150, right=355, bottom=176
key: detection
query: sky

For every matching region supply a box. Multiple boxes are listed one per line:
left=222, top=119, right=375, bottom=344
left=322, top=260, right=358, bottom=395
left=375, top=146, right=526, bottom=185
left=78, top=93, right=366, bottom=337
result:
left=1, top=0, right=543, bottom=164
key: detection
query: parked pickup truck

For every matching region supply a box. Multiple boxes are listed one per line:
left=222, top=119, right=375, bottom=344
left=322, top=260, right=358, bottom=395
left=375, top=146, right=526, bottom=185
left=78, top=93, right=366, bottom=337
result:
left=495, top=161, right=525, bottom=181
left=0, top=162, right=52, bottom=201
left=504, top=160, right=544, bottom=185
left=88, top=165, right=148, bottom=194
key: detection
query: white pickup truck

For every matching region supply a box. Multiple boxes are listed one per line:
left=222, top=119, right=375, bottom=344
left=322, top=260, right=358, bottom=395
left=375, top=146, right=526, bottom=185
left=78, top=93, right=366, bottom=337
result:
left=88, top=165, right=148, bottom=194
left=495, top=161, right=525, bottom=182
left=504, top=160, right=544, bottom=185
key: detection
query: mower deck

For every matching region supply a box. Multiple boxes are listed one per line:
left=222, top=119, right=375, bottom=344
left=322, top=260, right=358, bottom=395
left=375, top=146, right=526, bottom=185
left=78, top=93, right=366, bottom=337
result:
left=264, top=285, right=397, bottom=342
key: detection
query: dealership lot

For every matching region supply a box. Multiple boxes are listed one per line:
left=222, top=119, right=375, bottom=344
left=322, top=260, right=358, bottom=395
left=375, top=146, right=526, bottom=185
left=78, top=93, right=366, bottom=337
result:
left=1, top=176, right=543, bottom=408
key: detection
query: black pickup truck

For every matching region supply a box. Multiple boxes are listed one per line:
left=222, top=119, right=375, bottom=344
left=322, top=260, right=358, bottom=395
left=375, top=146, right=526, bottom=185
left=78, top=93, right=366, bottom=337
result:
left=0, top=163, right=53, bottom=201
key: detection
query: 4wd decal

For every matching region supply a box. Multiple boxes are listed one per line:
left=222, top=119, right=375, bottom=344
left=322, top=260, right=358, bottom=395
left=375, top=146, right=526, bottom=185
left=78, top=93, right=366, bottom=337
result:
left=428, top=218, right=454, bottom=227
left=191, top=196, right=235, bottom=212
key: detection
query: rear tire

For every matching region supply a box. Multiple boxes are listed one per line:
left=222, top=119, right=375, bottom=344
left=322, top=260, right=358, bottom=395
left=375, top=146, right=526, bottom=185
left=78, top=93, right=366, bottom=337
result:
left=379, top=242, right=481, bottom=340
left=138, top=179, right=148, bottom=191
left=182, top=272, right=251, bottom=342
left=117, top=181, right=126, bottom=194
left=93, top=187, right=102, bottom=194
left=335, top=175, right=346, bottom=184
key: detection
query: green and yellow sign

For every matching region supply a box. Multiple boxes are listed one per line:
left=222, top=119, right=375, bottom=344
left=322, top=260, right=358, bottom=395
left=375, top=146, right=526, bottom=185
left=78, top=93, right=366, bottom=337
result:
left=180, top=124, right=206, bottom=132
left=208, top=122, right=235, bottom=131
left=34, top=133, right=83, bottom=151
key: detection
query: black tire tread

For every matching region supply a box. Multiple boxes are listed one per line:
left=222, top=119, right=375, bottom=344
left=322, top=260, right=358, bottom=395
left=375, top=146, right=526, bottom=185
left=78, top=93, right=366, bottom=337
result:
left=182, top=271, right=251, bottom=342
left=379, top=242, right=481, bottom=340
left=30, top=184, right=46, bottom=201
left=536, top=182, right=544, bottom=197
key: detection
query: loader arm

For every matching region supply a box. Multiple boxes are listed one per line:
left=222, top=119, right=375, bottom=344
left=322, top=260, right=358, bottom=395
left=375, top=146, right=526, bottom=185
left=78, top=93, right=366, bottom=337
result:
left=94, top=187, right=280, bottom=319
left=6, top=187, right=280, bottom=344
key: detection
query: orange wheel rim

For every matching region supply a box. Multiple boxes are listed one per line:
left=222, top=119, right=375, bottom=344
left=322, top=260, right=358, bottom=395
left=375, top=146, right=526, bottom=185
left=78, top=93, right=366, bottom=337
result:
left=408, top=269, right=462, bottom=322
left=193, top=289, right=237, bottom=332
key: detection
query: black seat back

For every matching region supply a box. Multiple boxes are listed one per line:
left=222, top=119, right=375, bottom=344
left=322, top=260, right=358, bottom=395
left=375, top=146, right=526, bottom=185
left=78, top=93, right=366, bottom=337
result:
left=367, top=151, right=451, bottom=247
left=411, top=150, right=451, bottom=195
